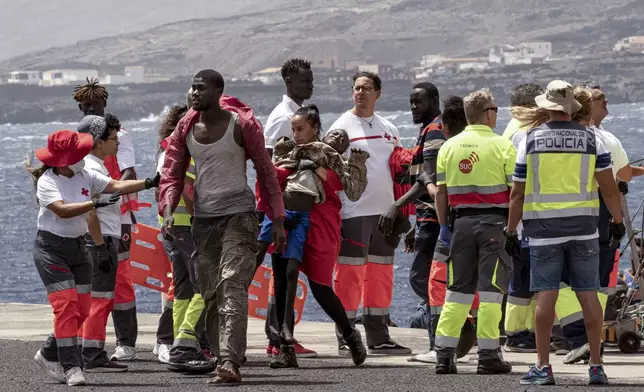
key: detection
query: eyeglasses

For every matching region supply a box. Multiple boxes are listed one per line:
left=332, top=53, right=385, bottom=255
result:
left=482, top=107, right=498, bottom=113
left=353, top=85, right=375, bottom=93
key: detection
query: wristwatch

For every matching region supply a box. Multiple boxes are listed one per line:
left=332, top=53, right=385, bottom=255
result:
left=503, top=227, right=517, bottom=236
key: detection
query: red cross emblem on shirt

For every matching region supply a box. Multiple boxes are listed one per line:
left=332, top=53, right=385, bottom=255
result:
left=383, top=132, right=391, bottom=141
left=81, top=188, right=89, bottom=197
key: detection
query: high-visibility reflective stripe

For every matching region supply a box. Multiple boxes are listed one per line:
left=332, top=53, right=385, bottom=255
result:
left=337, top=256, right=365, bottom=266
left=113, top=300, right=136, bottom=311
left=506, top=174, right=513, bottom=183
left=507, top=296, right=532, bottom=306
left=559, top=311, right=583, bottom=327
left=368, top=255, right=394, bottom=265
left=599, top=287, right=617, bottom=296
left=524, top=191, right=599, bottom=204
left=345, top=310, right=358, bottom=319
left=76, top=284, right=91, bottom=294
left=477, top=338, right=500, bottom=350
left=445, top=291, right=475, bottom=305
left=478, top=291, right=504, bottom=303
left=447, top=184, right=509, bottom=195
left=118, top=251, right=130, bottom=262
left=82, top=339, right=105, bottom=349
left=430, top=306, right=442, bottom=315
left=436, top=172, right=446, bottom=182
left=363, top=307, right=389, bottom=316
left=91, top=291, right=115, bottom=299
left=433, top=252, right=449, bottom=262
left=268, top=295, right=275, bottom=304
left=57, top=337, right=78, bottom=347
left=435, top=335, right=459, bottom=348
left=46, top=280, right=75, bottom=294
left=173, top=338, right=199, bottom=349
left=454, top=203, right=510, bottom=209
left=174, top=206, right=190, bottom=215
left=523, top=207, right=599, bottom=220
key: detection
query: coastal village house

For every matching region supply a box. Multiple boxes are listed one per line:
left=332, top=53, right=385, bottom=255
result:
left=101, top=66, right=146, bottom=85
left=7, top=70, right=41, bottom=85
left=614, top=36, right=644, bottom=53
left=488, top=41, right=552, bottom=65
left=41, top=69, right=99, bottom=86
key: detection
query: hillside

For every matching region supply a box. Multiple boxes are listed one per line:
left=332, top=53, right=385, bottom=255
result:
left=2, top=0, right=644, bottom=77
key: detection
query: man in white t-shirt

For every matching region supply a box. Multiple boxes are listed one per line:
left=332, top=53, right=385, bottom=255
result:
left=260, top=58, right=317, bottom=359
left=77, top=114, right=129, bottom=373
left=328, top=71, right=411, bottom=355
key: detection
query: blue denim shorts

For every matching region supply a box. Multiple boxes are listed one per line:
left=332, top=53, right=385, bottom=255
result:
left=258, top=210, right=310, bottom=263
left=529, top=239, right=600, bottom=292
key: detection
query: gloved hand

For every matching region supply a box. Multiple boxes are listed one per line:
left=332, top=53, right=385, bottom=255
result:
left=503, top=228, right=522, bottom=260
left=618, top=181, right=628, bottom=195
left=92, top=191, right=122, bottom=209
left=609, top=220, right=626, bottom=245
left=439, top=224, right=452, bottom=248
left=96, top=243, right=112, bottom=273
left=298, top=159, right=316, bottom=171
left=145, top=173, right=161, bottom=189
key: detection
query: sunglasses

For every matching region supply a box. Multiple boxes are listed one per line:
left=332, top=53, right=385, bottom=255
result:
left=482, top=107, right=498, bottom=113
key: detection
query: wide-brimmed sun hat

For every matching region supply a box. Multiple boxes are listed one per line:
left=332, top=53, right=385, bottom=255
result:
left=35, top=129, right=94, bottom=167
left=535, top=80, right=582, bottom=115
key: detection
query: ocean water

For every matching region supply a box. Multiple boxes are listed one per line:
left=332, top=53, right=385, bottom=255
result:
left=1, top=105, right=644, bottom=327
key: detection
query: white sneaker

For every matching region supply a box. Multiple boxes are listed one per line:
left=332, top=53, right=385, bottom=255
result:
left=110, top=345, right=137, bottom=361
left=152, top=344, right=159, bottom=356
left=467, top=353, right=479, bottom=363
left=410, top=350, right=437, bottom=363
left=65, top=367, right=87, bottom=386
left=34, top=350, right=65, bottom=383
left=157, top=344, right=171, bottom=364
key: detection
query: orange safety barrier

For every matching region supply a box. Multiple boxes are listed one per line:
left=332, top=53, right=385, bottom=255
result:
left=130, top=224, right=173, bottom=293
left=249, top=265, right=307, bottom=325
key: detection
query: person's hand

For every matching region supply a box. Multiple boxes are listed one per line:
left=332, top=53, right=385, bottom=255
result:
left=503, top=228, right=522, bottom=260
left=298, top=159, right=316, bottom=171
left=92, top=191, right=122, bottom=209
left=272, top=218, right=287, bottom=253
left=349, top=149, right=370, bottom=162
left=404, top=229, right=415, bottom=253
left=439, top=224, right=452, bottom=248
left=96, top=243, right=113, bottom=273
left=161, top=206, right=175, bottom=241
left=618, top=181, right=629, bottom=195
left=378, top=204, right=400, bottom=236
left=145, top=173, right=161, bottom=189
left=609, top=220, right=626, bottom=246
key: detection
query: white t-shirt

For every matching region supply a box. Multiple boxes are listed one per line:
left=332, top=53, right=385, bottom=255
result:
left=84, top=154, right=121, bottom=238
left=263, top=95, right=300, bottom=148
left=593, top=125, right=628, bottom=179
left=327, top=111, right=399, bottom=219
left=116, top=129, right=136, bottom=225
left=37, top=168, right=111, bottom=238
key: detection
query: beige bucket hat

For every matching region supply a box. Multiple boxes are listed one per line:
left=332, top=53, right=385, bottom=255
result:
left=535, top=80, right=582, bottom=115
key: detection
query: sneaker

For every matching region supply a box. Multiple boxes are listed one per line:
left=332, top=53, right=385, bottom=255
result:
left=477, top=358, right=512, bottom=374
left=201, top=348, right=215, bottom=361
left=551, top=340, right=572, bottom=356
left=520, top=364, right=555, bottom=385
left=467, top=353, right=479, bottom=363
left=503, top=340, right=537, bottom=353
left=153, top=344, right=159, bottom=356
left=156, top=344, right=171, bottom=364
left=266, top=344, right=274, bottom=357
left=111, top=345, right=137, bottom=362
left=85, top=360, right=128, bottom=373
left=294, top=343, right=318, bottom=358
left=271, top=346, right=280, bottom=357
left=409, top=350, right=437, bottom=364
left=345, top=328, right=367, bottom=366
left=269, top=345, right=298, bottom=369
left=589, top=364, right=609, bottom=385
left=435, top=357, right=457, bottom=374
left=563, top=343, right=589, bottom=365
left=65, top=367, right=87, bottom=386
left=368, top=339, right=412, bottom=355
left=34, top=350, right=65, bottom=384
left=338, top=344, right=351, bottom=357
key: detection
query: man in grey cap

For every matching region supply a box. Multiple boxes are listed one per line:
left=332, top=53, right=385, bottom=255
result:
left=77, top=113, right=129, bottom=373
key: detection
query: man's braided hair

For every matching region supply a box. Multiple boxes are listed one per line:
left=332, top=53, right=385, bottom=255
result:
left=73, top=77, right=108, bottom=103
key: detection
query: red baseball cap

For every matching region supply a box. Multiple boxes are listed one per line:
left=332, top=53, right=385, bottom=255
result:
left=35, top=130, right=94, bottom=167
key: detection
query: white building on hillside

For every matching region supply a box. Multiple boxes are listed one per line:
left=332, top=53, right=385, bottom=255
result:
left=489, top=41, right=552, bottom=65
left=8, top=70, right=41, bottom=85
left=251, top=67, right=282, bottom=84
left=41, top=69, right=99, bottom=86
left=102, top=66, right=145, bottom=85
left=614, top=36, right=644, bottom=53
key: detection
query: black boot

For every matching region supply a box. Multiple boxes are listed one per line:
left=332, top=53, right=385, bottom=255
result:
left=477, top=358, right=512, bottom=374
left=345, top=328, right=367, bottom=366
left=269, top=345, right=298, bottom=369
left=435, top=356, right=457, bottom=374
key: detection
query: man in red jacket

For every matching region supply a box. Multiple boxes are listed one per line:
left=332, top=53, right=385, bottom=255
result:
left=159, top=69, right=286, bottom=384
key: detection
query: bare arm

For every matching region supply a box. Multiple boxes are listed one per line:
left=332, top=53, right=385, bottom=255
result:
left=87, top=210, right=105, bottom=245
left=507, top=182, right=525, bottom=232
left=596, top=169, right=624, bottom=223
left=119, top=167, right=136, bottom=181
left=616, top=165, right=632, bottom=182
left=47, top=200, right=95, bottom=219
left=629, top=165, right=644, bottom=178
left=435, top=184, right=449, bottom=225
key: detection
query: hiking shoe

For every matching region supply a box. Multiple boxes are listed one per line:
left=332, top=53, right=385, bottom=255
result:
left=266, top=344, right=274, bottom=357
left=294, top=343, right=318, bottom=358
left=368, top=339, right=412, bottom=355
left=269, top=345, right=298, bottom=369
left=477, top=358, right=512, bottom=374
left=563, top=343, right=589, bottom=364
left=551, top=340, right=571, bottom=355
left=201, top=348, right=215, bottom=361
left=409, top=350, right=437, bottom=363
left=65, top=367, right=87, bottom=386
left=338, top=344, right=351, bottom=357
left=156, top=344, right=171, bottom=364
left=520, top=364, right=555, bottom=385
left=345, top=328, right=367, bottom=366
left=34, top=350, right=65, bottom=383
left=589, top=364, right=609, bottom=385
left=85, top=360, right=128, bottom=373
left=110, top=345, right=137, bottom=362
left=435, top=357, right=457, bottom=374
left=503, top=340, right=537, bottom=353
